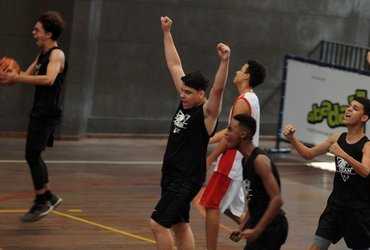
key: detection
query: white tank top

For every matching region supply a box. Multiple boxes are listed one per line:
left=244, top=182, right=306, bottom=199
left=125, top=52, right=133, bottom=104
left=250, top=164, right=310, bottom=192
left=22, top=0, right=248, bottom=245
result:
left=213, top=90, right=260, bottom=180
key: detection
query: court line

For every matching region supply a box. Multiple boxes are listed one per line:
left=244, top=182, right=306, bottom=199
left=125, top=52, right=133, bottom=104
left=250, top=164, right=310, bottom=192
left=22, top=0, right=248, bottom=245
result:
left=0, top=209, right=156, bottom=245
left=52, top=211, right=156, bottom=244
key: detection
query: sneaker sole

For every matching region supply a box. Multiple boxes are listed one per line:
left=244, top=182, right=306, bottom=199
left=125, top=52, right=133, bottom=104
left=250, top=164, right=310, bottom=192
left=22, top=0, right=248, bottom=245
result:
left=20, top=205, right=53, bottom=223
left=51, top=198, right=63, bottom=210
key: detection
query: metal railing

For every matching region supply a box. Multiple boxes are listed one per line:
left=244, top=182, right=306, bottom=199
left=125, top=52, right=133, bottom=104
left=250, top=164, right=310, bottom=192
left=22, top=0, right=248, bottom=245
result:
left=307, top=40, right=370, bottom=71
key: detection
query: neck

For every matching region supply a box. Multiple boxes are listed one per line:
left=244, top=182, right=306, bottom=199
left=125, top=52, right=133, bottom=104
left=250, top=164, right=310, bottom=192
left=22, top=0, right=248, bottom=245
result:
left=236, top=82, right=252, bottom=95
left=346, top=124, right=365, bottom=139
left=238, top=140, right=255, bottom=158
left=42, top=41, right=58, bottom=52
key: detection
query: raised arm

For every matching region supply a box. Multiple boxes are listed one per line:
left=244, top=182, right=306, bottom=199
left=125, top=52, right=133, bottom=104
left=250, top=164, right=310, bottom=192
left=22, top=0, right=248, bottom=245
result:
left=203, top=43, right=230, bottom=134
left=283, top=123, right=338, bottom=160
left=160, top=16, right=184, bottom=95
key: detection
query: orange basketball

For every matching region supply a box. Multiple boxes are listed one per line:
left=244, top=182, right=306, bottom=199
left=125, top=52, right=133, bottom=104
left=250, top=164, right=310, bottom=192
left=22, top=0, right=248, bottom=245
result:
left=0, top=57, right=21, bottom=74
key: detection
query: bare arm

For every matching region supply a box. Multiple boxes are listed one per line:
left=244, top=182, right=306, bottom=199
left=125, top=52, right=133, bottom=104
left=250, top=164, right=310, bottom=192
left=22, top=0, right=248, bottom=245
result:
left=283, top=123, right=339, bottom=160
left=160, top=16, right=184, bottom=95
left=209, top=128, right=227, bottom=144
left=329, top=141, right=370, bottom=177
left=240, top=155, right=283, bottom=242
left=0, top=49, right=65, bottom=86
left=206, top=136, right=227, bottom=170
left=207, top=98, right=252, bottom=169
left=203, top=43, right=230, bottom=134
left=229, top=210, right=250, bottom=242
left=367, top=51, right=370, bottom=65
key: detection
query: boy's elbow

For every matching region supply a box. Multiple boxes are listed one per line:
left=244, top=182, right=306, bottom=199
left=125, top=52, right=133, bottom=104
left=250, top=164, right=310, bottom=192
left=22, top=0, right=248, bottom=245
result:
left=43, top=78, right=55, bottom=86
left=302, top=154, right=314, bottom=160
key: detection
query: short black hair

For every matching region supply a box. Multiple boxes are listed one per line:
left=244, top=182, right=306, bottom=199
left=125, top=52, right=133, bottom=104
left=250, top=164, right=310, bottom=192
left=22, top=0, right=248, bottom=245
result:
left=181, top=70, right=209, bottom=91
left=233, top=114, right=256, bottom=139
left=37, top=11, right=65, bottom=41
left=353, top=96, right=370, bottom=117
left=246, top=60, right=266, bottom=88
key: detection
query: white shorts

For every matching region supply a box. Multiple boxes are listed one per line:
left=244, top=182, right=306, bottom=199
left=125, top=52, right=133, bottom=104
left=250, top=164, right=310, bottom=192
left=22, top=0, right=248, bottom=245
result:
left=219, top=179, right=245, bottom=217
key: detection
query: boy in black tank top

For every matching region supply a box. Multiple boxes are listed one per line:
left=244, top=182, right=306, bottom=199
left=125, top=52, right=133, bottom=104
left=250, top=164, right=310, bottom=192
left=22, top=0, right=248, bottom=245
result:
left=284, top=96, right=370, bottom=250
left=225, top=114, right=288, bottom=250
left=150, top=16, right=230, bottom=250
left=0, top=11, right=66, bottom=223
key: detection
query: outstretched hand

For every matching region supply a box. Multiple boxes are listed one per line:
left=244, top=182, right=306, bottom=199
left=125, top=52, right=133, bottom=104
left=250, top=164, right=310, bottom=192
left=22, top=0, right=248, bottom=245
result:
left=0, top=70, right=16, bottom=86
left=160, top=16, right=172, bottom=32
left=217, top=43, right=231, bottom=61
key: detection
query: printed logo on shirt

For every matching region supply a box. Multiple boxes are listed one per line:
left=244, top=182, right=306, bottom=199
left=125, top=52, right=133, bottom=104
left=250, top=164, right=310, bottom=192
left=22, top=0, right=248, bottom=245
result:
left=243, top=179, right=252, bottom=203
left=35, top=64, right=41, bottom=75
left=173, top=110, right=190, bottom=134
left=336, top=157, right=356, bottom=182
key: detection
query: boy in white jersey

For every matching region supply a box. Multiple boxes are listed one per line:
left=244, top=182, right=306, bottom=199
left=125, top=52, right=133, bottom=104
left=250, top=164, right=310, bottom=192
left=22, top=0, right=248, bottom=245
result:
left=199, top=61, right=266, bottom=250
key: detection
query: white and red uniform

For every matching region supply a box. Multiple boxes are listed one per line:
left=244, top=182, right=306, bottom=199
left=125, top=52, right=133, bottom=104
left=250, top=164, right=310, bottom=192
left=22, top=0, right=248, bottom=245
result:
left=200, top=90, right=260, bottom=216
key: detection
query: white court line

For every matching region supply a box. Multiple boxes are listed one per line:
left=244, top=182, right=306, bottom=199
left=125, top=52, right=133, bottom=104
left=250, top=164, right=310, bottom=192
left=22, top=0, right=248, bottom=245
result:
left=0, top=160, right=162, bottom=165
left=0, top=160, right=335, bottom=171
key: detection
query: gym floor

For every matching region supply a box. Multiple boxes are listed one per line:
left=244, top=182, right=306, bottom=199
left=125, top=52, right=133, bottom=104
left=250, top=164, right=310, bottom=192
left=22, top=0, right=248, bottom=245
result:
left=0, top=136, right=349, bottom=249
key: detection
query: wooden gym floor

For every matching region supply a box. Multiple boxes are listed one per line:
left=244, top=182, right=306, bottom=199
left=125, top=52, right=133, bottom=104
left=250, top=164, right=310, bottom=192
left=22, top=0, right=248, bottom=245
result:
left=0, top=136, right=350, bottom=249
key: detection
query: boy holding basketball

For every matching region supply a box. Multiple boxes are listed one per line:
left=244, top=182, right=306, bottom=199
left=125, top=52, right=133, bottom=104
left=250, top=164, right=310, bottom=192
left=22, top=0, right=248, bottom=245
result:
left=149, top=16, right=230, bottom=250
left=0, top=11, right=67, bottom=222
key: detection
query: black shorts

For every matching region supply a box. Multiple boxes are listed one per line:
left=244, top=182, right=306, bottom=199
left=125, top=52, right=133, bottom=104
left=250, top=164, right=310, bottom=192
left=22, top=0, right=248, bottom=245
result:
left=26, top=118, right=59, bottom=151
left=151, top=175, right=202, bottom=228
left=244, top=214, right=288, bottom=250
left=315, top=205, right=370, bottom=249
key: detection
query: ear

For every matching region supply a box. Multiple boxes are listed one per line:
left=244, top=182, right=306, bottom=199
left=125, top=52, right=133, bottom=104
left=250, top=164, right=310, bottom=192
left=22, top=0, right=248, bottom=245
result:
left=198, top=90, right=205, bottom=98
left=243, top=72, right=250, bottom=81
left=361, top=114, right=369, bottom=123
left=45, top=31, right=53, bottom=39
left=240, top=130, right=248, bottom=139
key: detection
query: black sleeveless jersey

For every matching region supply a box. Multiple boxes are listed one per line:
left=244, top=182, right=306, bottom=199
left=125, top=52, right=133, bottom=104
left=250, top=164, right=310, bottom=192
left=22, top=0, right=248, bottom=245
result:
left=162, top=102, right=215, bottom=185
left=243, top=147, right=284, bottom=227
left=328, top=132, right=370, bottom=209
left=30, top=47, right=67, bottom=122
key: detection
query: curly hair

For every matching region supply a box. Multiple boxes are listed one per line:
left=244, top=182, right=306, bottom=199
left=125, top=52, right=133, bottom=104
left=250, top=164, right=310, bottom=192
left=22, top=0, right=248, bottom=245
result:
left=37, top=11, right=65, bottom=41
left=353, top=96, right=370, bottom=118
left=246, top=60, right=266, bottom=88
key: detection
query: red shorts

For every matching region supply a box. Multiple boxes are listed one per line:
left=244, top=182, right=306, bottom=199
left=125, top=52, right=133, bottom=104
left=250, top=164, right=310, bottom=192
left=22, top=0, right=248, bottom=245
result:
left=199, top=172, right=231, bottom=209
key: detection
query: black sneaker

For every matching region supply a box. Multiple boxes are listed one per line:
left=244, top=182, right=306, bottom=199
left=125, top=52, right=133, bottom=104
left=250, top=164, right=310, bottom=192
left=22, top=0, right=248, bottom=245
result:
left=49, top=194, right=63, bottom=210
left=20, top=202, right=53, bottom=223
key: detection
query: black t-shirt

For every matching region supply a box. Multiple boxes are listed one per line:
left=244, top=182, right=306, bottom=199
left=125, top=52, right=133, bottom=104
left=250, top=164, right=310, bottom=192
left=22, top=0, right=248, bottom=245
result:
left=243, top=147, right=284, bottom=227
left=30, top=47, right=67, bottom=122
left=162, top=102, right=214, bottom=185
left=328, top=132, right=370, bottom=209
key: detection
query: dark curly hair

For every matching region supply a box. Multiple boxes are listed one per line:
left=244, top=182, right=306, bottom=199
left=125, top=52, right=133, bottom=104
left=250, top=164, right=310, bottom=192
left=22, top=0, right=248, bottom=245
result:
left=37, top=11, right=65, bottom=41
left=246, top=60, right=266, bottom=88
left=353, top=96, right=370, bottom=118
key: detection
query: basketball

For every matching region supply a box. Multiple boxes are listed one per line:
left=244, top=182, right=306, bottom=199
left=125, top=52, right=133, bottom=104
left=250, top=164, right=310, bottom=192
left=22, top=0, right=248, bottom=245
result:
left=0, top=57, right=21, bottom=74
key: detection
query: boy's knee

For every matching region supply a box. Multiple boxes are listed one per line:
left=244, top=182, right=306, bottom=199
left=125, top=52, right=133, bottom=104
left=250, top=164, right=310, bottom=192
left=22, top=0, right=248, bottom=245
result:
left=149, top=218, right=163, bottom=234
left=25, top=149, right=40, bottom=165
